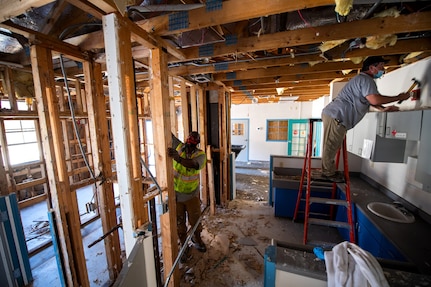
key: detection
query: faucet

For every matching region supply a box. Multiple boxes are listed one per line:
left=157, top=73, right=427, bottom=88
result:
left=392, top=201, right=410, bottom=215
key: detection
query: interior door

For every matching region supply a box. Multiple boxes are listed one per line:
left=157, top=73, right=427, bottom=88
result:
left=287, top=119, right=308, bottom=156
left=287, top=120, right=322, bottom=157
left=231, top=119, right=249, bottom=162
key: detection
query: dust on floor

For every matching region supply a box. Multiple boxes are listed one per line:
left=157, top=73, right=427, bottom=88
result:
left=176, top=166, right=282, bottom=286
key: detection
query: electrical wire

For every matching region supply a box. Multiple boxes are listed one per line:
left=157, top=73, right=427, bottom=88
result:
left=59, top=54, right=98, bottom=201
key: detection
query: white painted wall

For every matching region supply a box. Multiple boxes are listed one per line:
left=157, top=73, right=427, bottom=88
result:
left=231, top=101, right=316, bottom=161
left=361, top=56, right=431, bottom=215
left=231, top=56, right=431, bottom=216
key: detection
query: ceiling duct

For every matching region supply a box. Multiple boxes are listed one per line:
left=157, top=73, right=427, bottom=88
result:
left=190, top=74, right=213, bottom=83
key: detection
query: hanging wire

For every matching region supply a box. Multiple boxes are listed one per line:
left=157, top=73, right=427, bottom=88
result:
left=59, top=54, right=99, bottom=204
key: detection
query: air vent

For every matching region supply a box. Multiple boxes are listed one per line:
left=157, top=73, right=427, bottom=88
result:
left=190, top=74, right=212, bottom=83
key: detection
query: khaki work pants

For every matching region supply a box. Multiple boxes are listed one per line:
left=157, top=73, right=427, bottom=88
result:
left=321, top=113, right=347, bottom=176
left=176, top=195, right=202, bottom=245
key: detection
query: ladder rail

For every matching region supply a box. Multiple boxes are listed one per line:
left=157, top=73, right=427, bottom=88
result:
left=293, top=119, right=355, bottom=245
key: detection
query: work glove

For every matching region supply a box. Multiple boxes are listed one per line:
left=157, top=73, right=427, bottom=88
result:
left=167, top=148, right=181, bottom=161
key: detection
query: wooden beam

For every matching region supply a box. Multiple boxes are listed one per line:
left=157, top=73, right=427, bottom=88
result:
left=66, top=0, right=109, bottom=19
left=176, top=11, right=431, bottom=62
left=169, top=37, right=431, bottom=77
left=139, top=0, right=335, bottom=36
left=149, top=47, right=179, bottom=287
left=31, top=44, right=89, bottom=286
left=83, top=60, right=122, bottom=280
left=0, top=20, right=89, bottom=61
left=213, top=60, right=372, bottom=81
left=0, top=0, right=54, bottom=21
left=41, top=0, right=68, bottom=34
left=103, top=12, right=147, bottom=256
left=223, top=72, right=356, bottom=87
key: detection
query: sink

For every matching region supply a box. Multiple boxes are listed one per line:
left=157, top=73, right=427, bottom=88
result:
left=367, top=202, right=415, bottom=223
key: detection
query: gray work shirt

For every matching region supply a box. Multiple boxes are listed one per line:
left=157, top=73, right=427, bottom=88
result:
left=322, top=72, right=378, bottom=130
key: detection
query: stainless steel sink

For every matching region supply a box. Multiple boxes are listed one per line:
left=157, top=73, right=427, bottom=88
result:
left=367, top=202, right=415, bottom=223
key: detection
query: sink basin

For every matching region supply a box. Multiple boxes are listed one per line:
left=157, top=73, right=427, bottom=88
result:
left=367, top=202, right=415, bottom=223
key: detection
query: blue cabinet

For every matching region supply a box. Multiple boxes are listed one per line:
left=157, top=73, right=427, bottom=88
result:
left=355, top=206, right=406, bottom=262
left=335, top=188, right=406, bottom=262
left=274, top=186, right=333, bottom=219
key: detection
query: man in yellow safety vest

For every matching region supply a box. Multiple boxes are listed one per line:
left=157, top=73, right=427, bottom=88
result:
left=167, top=131, right=207, bottom=256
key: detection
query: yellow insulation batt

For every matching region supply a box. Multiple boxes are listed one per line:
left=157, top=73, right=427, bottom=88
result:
left=335, top=0, right=353, bottom=16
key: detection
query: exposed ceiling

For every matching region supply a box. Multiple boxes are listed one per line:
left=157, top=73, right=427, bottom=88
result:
left=0, top=0, right=431, bottom=104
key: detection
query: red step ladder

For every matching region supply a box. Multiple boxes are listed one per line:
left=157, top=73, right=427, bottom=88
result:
left=293, top=119, right=355, bottom=245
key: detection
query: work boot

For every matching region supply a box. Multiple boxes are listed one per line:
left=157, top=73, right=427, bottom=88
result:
left=191, top=236, right=207, bottom=252
left=322, top=171, right=345, bottom=183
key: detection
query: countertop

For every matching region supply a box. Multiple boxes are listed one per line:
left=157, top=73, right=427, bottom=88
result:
left=270, top=168, right=431, bottom=276
left=272, top=242, right=431, bottom=286
left=345, top=176, right=431, bottom=275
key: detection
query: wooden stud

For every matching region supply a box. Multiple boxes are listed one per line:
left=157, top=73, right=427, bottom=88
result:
left=84, top=60, right=122, bottom=280
left=0, top=140, right=8, bottom=195
left=198, top=87, right=208, bottom=205
left=103, top=12, right=147, bottom=255
left=219, top=88, right=228, bottom=203
left=0, top=120, right=15, bottom=195
left=31, top=44, right=89, bottom=287
left=206, top=145, right=215, bottom=216
left=190, top=85, right=197, bottom=132
left=149, top=47, right=179, bottom=287
left=180, top=79, right=189, bottom=138
left=3, top=67, right=17, bottom=111
left=169, top=76, right=178, bottom=134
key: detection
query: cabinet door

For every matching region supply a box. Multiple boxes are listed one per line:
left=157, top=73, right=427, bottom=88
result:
left=349, top=112, right=377, bottom=157
left=416, top=110, right=431, bottom=192
left=384, top=110, right=422, bottom=140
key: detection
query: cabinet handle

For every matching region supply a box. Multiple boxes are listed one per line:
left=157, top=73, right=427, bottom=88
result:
left=386, top=127, right=390, bottom=137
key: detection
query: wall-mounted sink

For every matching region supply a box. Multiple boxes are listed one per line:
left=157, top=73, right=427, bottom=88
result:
left=367, top=202, right=415, bottom=223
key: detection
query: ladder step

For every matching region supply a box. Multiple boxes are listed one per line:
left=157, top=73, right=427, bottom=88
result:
left=309, top=197, right=349, bottom=207
left=308, top=218, right=352, bottom=229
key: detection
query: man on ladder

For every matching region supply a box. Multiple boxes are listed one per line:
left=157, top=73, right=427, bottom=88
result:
left=321, top=56, right=410, bottom=182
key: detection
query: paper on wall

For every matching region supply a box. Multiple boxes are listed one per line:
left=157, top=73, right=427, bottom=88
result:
left=361, top=139, right=373, bottom=159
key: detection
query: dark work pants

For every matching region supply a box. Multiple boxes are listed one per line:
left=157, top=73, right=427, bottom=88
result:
left=322, top=113, right=347, bottom=176
left=176, top=195, right=202, bottom=245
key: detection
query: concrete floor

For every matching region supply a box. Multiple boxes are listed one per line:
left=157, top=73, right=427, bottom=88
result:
left=21, top=160, right=342, bottom=286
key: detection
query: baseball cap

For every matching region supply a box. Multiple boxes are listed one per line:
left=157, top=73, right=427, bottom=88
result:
left=362, top=56, right=389, bottom=71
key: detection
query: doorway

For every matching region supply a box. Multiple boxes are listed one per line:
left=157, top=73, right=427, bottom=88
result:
left=287, top=119, right=322, bottom=157
left=231, top=119, right=249, bottom=162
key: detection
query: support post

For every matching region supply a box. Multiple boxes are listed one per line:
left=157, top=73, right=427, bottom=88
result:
left=84, top=60, right=122, bottom=279
left=150, top=47, right=179, bottom=287
left=31, top=44, right=89, bottom=287
left=103, top=12, right=147, bottom=256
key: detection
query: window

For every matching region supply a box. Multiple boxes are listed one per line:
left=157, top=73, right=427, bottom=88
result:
left=232, top=122, right=244, bottom=136
left=267, top=119, right=288, bottom=141
left=4, top=120, right=41, bottom=165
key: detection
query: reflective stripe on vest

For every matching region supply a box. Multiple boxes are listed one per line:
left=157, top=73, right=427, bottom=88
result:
left=173, top=143, right=206, bottom=194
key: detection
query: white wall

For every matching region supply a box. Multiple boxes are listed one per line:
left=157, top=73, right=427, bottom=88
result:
left=361, top=56, right=431, bottom=215
left=231, top=101, right=314, bottom=161
left=230, top=56, right=431, bottom=216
